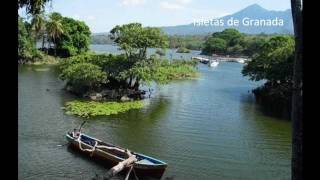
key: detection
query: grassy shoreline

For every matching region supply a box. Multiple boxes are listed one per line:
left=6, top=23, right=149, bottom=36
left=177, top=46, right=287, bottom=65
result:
left=19, top=54, right=62, bottom=65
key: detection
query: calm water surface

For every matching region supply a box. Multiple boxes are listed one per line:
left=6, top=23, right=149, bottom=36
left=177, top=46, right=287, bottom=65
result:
left=18, top=45, right=291, bottom=180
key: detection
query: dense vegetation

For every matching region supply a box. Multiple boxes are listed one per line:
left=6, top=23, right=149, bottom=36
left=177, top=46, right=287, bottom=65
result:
left=90, top=30, right=282, bottom=59
left=202, top=28, right=273, bottom=57
left=18, top=17, right=43, bottom=62
left=53, top=13, right=91, bottom=57
left=59, top=23, right=198, bottom=100
left=63, top=100, right=144, bottom=118
left=90, top=33, right=208, bottom=51
left=242, top=35, right=294, bottom=118
left=168, top=34, right=208, bottom=50
left=18, top=10, right=91, bottom=63
left=176, top=47, right=191, bottom=53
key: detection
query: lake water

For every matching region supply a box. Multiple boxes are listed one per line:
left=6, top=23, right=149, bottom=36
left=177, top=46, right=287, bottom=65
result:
left=18, top=44, right=291, bottom=180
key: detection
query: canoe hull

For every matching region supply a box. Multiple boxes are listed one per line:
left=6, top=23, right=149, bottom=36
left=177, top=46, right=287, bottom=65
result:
left=66, top=134, right=167, bottom=179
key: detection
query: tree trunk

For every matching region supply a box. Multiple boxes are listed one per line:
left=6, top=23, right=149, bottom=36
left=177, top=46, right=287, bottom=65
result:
left=290, top=0, right=303, bottom=180
left=128, top=75, right=133, bottom=88
left=42, top=34, right=45, bottom=49
left=54, top=38, right=57, bottom=56
left=133, top=78, right=140, bottom=91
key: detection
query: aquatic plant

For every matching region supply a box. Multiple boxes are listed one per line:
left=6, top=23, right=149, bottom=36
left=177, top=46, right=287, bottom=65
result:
left=63, top=100, right=144, bottom=118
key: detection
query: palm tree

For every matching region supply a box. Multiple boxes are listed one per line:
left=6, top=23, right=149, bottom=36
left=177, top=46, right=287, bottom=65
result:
left=46, top=13, right=64, bottom=56
left=18, top=0, right=52, bottom=15
left=290, top=0, right=303, bottom=180
left=31, top=13, right=46, bottom=49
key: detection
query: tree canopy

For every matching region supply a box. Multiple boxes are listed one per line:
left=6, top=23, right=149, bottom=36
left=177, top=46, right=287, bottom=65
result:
left=242, top=36, right=295, bottom=83
left=242, top=35, right=295, bottom=119
left=110, top=23, right=168, bottom=60
left=18, top=0, right=51, bottom=15
left=50, top=13, right=91, bottom=57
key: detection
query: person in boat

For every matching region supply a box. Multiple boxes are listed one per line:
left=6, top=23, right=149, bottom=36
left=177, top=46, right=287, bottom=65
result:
left=72, top=128, right=80, bottom=138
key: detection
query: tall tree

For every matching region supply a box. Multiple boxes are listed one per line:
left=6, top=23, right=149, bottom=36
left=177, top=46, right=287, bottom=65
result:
left=31, top=13, right=46, bottom=49
left=46, top=13, right=64, bottom=56
left=18, top=0, right=51, bottom=15
left=291, top=0, right=303, bottom=180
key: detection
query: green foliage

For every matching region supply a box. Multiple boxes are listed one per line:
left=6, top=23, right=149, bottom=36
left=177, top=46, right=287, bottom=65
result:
left=110, top=23, right=168, bottom=60
left=202, top=29, right=277, bottom=56
left=212, top=29, right=243, bottom=47
left=202, top=37, right=227, bottom=55
left=152, top=59, right=198, bottom=84
left=58, top=52, right=198, bottom=93
left=176, top=47, right=191, bottom=53
left=43, top=12, right=91, bottom=57
left=59, top=62, right=108, bottom=92
left=63, top=100, right=144, bottom=118
left=168, top=34, right=207, bottom=50
left=31, top=13, right=46, bottom=40
left=241, top=35, right=269, bottom=56
left=59, top=23, right=198, bottom=96
left=242, top=36, right=294, bottom=83
left=242, top=35, right=295, bottom=118
left=18, top=17, right=43, bottom=62
left=46, top=12, right=64, bottom=53
left=155, top=49, right=166, bottom=57
left=18, top=0, right=51, bottom=15
left=202, top=29, right=243, bottom=55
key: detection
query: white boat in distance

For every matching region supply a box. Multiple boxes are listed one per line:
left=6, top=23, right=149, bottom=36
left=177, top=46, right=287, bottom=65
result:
left=209, top=60, right=219, bottom=67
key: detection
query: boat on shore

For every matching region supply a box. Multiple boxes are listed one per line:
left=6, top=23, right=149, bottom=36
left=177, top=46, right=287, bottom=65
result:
left=66, top=130, right=167, bottom=179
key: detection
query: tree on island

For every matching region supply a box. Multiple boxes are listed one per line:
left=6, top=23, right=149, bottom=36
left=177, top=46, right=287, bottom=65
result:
left=59, top=23, right=197, bottom=99
left=110, top=23, right=168, bottom=60
left=109, top=23, right=168, bottom=89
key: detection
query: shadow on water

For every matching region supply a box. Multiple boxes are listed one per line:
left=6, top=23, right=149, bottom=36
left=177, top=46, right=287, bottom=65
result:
left=238, top=93, right=291, bottom=178
left=239, top=90, right=291, bottom=121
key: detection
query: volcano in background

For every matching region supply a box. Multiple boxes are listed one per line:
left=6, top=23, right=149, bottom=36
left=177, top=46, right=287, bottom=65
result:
left=160, top=4, right=293, bottom=35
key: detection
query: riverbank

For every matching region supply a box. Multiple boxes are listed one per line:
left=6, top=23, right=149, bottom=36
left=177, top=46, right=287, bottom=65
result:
left=18, top=54, right=61, bottom=65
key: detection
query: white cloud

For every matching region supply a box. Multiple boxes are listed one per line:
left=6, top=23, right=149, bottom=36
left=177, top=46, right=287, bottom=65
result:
left=120, top=0, right=146, bottom=6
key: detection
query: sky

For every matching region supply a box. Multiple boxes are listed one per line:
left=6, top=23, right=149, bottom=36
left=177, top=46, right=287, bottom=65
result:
left=18, top=0, right=291, bottom=33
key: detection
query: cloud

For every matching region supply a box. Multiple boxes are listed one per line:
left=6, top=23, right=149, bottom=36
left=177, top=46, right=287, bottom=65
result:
left=120, top=0, right=146, bottom=6
left=160, top=0, right=192, bottom=10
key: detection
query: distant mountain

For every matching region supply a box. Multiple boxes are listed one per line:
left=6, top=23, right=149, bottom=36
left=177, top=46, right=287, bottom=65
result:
left=160, top=4, right=293, bottom=35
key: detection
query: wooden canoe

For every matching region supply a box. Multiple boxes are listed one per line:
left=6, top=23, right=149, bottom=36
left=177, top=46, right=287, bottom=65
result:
left=66, top=132, right=167, bottom=179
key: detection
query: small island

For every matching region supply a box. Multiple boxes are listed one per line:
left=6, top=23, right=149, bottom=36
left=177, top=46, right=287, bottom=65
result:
left=57, top=23, right=198, bottom=117
left=176, top=47, right=191, bottom=53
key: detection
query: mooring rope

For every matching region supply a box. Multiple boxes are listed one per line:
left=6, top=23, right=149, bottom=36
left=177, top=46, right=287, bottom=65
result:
left=76, top=133, right=98, bottom=155
left=132, top=166, right=139, bottom=180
